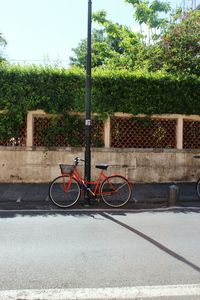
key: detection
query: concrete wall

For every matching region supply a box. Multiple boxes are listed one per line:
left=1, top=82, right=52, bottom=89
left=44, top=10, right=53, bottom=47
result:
left=0, top=147, right=199, bottom=183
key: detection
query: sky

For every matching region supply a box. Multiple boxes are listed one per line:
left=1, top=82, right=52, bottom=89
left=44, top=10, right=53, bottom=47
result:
left=0, top=0, right=191, bottom=67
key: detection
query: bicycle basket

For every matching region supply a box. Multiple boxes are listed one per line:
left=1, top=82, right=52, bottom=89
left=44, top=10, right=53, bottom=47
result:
left=60, top=164, right=75, bottom=175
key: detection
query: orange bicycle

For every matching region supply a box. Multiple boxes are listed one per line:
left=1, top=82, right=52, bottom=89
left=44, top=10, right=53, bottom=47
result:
left=49, top=157, right=132, bottom=208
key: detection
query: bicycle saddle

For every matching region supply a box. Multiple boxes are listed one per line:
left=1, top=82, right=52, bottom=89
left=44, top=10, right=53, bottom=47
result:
left=95, top=164, right=109, bottom=170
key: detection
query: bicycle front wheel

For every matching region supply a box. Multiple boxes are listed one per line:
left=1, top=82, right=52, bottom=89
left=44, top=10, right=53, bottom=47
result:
left=197, top=178, right=200, bottom=198
left=100, top=175, right=132, bottom=208
left=49, top=175, right=80, bottom=208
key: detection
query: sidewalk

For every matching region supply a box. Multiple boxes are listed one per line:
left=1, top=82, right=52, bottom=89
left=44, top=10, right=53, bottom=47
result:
left=0, top=182, right=199, bottom=210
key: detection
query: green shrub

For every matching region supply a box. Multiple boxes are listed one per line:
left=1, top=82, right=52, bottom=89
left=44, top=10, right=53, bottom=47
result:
left=0, top=64, right=199, bottom=144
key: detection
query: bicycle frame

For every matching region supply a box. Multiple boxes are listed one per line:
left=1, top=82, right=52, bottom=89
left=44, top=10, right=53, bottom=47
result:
left=71, top=167, right=108, bottom=196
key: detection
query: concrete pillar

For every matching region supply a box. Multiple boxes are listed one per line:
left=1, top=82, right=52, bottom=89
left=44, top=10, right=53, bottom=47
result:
left=177, top=117, right=183, bottom=149
left=26, top=111, right=34, bottom=147
left=104, top=116, right=111, bottom=148
left=168, top=185, right=179, bottom=206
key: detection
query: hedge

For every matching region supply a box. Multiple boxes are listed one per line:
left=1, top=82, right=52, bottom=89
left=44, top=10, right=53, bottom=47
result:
left=0, top=64, right=199, bottom=143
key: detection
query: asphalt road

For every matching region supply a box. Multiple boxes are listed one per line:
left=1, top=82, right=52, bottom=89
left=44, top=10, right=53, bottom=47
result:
left=0, top=209, right=200, bottom=299
left=0, top=182, right=200, bottom=212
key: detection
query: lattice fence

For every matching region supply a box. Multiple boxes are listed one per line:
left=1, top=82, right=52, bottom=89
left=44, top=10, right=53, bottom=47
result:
left=0, top=124, right=26, bottom=146
left=34, top=117, right=70, bottom=147
left=183, top=120, right=200, bottom=149
left=33, top=116, right=104, bottom=147
left=111, top=116, right=177, bottom=148
left=1, top=111, right=200, bottom=149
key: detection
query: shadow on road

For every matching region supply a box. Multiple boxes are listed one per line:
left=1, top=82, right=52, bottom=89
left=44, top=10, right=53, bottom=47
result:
left=100, top=212, right=200, bottom=274
left=0, top=207, right=200, bottom=219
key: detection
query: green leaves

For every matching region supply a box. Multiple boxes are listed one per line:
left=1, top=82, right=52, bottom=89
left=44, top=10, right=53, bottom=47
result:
left=161, top=10, right=200, bottom=76
left=70, top=0, right=173, bottom=70
left=70, top=10, right=142, bottom=70
left=0, top=64, right=199, bottom=144
left=70, top=1, right=198, bottom=77
left=125, top=0, right=171, bottom=31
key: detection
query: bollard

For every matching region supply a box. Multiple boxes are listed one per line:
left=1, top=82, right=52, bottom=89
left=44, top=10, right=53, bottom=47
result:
left=168, top=185, right=179, bottom=206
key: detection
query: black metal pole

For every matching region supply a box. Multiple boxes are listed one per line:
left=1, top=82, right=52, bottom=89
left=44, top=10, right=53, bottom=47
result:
left=84, top=0, right=92, bottom=204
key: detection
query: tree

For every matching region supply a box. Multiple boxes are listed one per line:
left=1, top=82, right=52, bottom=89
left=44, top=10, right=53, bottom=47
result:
left=0, top=33, right=7, bottom=62
left=125, top=0, right=171, bottom=43
left=70, top=29, right=112, bottom=68
left=69, top=1, right=199, bottom=75
left=70, top=0, right=171, bottom=69
left=92, top=10, right=143, bottom=69
left=70, top=10, right=143, bottom=69
left=161, top=10, right=200, bottom=75
left=144, top=10, right=200, bottom=75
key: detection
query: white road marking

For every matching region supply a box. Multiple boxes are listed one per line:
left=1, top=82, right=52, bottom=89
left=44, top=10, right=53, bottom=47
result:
left=0, top=284, right=200, bottom=299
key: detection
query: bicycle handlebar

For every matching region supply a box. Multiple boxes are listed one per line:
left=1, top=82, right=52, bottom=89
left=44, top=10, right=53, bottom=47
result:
left=74, top=157, right=85, bottom=165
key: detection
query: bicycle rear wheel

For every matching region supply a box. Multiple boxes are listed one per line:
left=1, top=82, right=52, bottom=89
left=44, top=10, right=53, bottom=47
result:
left=100, top=175, right=132, bottom=208
left=197, top=178, right=200, bottom=198
left=49, top=175, right=80, bottom=208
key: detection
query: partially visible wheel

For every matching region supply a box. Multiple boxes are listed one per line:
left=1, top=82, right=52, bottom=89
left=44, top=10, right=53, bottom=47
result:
left=197, top=178, right=200, bottom=198
left=49, top=175, right=80, bottom=208
left=100, top=175, right=132, bottom=208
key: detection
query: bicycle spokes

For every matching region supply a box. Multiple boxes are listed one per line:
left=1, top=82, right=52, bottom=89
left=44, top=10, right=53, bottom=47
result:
left=101, top=175, right=132, bottom=208
left=49, top=175, right=80, bottom=208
